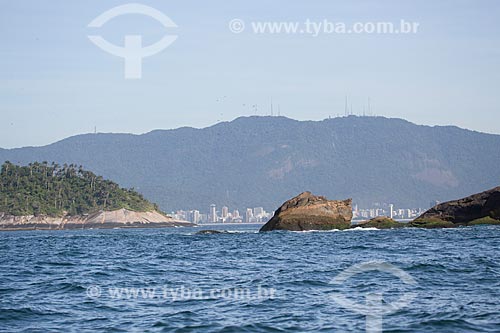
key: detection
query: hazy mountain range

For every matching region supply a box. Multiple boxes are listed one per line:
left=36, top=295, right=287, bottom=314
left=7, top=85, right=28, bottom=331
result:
left=1, top=116, right=499, bottom=212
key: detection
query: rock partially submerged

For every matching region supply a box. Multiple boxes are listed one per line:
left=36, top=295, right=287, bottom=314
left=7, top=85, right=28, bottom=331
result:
left=411, top=186, right=500, bottom=228
left=195, top=230, right=227, bottom=235
left=354, top=216, right=406, bottom=229
left=260, top=192, right=352, bottom=232
left=0, top=208, right=193, bottom=231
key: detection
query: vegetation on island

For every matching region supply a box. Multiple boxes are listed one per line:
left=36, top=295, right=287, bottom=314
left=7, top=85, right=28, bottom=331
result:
left=409, top=218, right=456, bottom=228
left=356, top=216, right=406, bottom=229
left=467, top=216, right=500, bottom=226
left=0, top=162, right=158, bottom=217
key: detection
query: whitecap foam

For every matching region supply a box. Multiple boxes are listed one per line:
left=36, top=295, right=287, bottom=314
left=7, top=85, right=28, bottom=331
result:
left=346, top=227, right=380, bottom=231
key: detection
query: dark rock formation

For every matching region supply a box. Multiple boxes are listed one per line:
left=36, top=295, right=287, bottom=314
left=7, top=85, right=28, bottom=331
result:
left=354, top=216, right=406, bottom=229
left=411, top=186, right=500, bottom=228
left=195, top=230, right=227, bottom=235
left=259, top=192, right=352, bottom=231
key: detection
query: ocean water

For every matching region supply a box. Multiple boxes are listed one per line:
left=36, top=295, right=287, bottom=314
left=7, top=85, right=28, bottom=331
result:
left=1, top=225, right=499, bottom=332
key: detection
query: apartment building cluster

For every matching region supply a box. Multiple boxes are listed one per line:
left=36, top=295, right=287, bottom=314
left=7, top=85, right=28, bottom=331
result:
left=171, top=204, right=272, bottom=224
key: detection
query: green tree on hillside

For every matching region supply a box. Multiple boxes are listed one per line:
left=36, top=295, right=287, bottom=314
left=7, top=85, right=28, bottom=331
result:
left=0, top=162, right=158, bottom=217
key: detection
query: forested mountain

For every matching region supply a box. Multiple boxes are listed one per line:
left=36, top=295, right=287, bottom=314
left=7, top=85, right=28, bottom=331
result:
left=0, top=162, right=157, bottom=216
left=1, top=116, right=499, bottom=212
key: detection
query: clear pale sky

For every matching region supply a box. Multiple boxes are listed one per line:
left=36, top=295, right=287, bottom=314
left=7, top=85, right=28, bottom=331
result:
left=1, top=0, right=499, bottom=148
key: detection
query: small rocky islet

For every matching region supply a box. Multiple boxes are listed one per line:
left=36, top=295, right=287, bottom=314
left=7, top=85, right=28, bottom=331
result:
left=259, top=187, right=500, bottom=232
left=259, top=191, right=352, bottom=231
left=195, top=230, right=229, bottom=235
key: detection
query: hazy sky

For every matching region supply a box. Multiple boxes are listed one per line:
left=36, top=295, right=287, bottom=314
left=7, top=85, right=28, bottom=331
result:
left=1, top=0, right=500, bottom=148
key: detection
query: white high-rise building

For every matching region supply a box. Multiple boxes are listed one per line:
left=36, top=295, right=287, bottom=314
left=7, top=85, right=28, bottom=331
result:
left=221, top=206, right=229, bottom=220
left=253, top=207, right=264, bottom=217
left=192, top=210, right=200, bottom=224
left=210, top=204, right=217, bottom=222
left=245, top=208, right=253, bottom=223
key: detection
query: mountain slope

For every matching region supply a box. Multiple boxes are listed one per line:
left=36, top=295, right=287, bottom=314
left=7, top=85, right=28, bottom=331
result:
left=1, top=116, right=499, bottom=211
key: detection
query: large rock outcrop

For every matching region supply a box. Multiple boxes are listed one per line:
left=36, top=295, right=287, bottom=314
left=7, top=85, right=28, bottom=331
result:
left=411, top=186, right=500, bottom=228
left=0, top=208, right=193, bottom=231
left=260, top=192, right=352, bottom=231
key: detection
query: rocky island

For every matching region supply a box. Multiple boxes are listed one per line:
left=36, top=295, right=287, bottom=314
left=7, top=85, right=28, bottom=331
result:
left=0, top=162, right=191, bottom=230
left=410, top=186, right=500, bottom=228
left=261, top=187, right=500, bottom=232
left=259, top=191, right=352, bottom=231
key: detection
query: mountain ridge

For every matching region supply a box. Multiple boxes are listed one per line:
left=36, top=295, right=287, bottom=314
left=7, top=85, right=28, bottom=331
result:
left=1, top=116, right=499, bottom=212
left=3, top=116, right=497, bottom=151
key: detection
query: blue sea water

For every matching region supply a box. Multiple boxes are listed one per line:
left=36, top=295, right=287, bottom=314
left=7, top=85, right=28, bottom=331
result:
left=0, top=224, right=499, bottom=332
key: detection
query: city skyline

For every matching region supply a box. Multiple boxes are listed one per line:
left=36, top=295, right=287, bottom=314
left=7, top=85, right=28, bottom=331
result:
left=171, top=203, right=272, bottom=224
left=170, top=202, right=427, bottom=223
